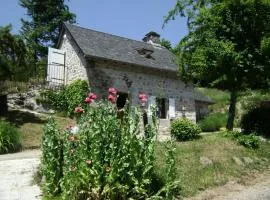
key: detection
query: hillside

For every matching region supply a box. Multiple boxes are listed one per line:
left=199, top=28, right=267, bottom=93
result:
left=195, top=88, right=270, bottom=126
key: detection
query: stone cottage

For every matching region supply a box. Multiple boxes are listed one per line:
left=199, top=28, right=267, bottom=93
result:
left=48, top=22, right=211, bottom=122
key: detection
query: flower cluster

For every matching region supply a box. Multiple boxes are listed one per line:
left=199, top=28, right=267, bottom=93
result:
left=85, top=92, right=97, bottom=104
left=139, top=93, right=148, bottom=106
left=107, top=87, right=117, bottom=104
left=74, top=106, right=84, bottom=113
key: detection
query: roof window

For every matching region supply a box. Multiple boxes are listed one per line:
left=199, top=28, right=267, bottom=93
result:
left=136, top=48, right=155, bottom=60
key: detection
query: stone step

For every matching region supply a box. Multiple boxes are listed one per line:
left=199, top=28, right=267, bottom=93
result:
left=158, top=119, right=170, bottom=127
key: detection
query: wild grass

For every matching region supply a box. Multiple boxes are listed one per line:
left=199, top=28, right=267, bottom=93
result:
left=195, top=88, right=230, bottom=113
left=154, top=133, right=270, bottom=197
left=0, top=110, right=74, bottom=149
left=2, top=110, right=270, bottom=198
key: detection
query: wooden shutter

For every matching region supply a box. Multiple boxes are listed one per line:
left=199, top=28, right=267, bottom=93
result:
left=169, top=98, right=176, bottom=119
left=47, top=47, right=65, bottom=86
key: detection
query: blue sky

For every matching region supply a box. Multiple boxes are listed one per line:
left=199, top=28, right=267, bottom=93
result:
left=0, top=0, right=188, bottom=46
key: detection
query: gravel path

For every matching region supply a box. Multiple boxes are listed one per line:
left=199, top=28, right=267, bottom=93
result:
left=0, top=150, right=42, bottom=200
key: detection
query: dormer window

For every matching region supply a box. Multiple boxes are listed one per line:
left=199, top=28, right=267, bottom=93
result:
left=136, top=48, right=155, bottom=60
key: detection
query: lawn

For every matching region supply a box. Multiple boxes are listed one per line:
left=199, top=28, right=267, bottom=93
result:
left=154, top=134, right=270, bottom=197
left=0, top=110, right=74, bottom=149
left=1, top=109, right=270, bottom=198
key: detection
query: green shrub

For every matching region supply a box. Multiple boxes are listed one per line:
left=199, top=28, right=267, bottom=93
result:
left=39, top=87, right=67, bottom=112
left=223, top=131, right=260, bottom=149
left=64, top=79, right=89, bottom=116
left=42, top=89, right=178, bottom=199
left=0, top=121, right=22, bottom=154
left=199, top=112, right=227, bottom=132
left=239, top=90, right=270, bottom=112
left=171, top=118, right=201, bottom=141
left=39, top=79, right=89, bottom=116
left=241, top=107, right=270, bottom=138
left=41, top=118, right=63, bottom=196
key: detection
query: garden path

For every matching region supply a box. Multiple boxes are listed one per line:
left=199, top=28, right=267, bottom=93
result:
left=0, top=150, right=41, bottom=200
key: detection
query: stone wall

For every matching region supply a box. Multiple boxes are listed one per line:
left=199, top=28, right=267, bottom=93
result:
left=7, top=86, right=53, bottom=113
left=85, top=60, right=196, bottom=121
left=58, top=32, right=88, bottom=84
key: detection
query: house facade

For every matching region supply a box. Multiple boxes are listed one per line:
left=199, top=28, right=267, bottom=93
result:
left=50, top=23, right=210, bottom=122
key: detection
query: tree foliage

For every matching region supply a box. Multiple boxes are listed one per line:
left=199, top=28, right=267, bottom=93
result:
left=20, top=0, right=76, bottom=59
left=0, top=25, right=28, bottom=81
left=165, top=0, right=270, bottom=129
left=160, top=38, right=173, bottom=51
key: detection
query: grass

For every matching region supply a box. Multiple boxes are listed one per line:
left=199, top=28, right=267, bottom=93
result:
left=2, top=109, right=270, bottom=198
left=195, top=87, right=230, bottom=113
left=154, top=133, right=270, bottom=197
left=196, top=88, right=270, bottom=126
left=0, top=110, right=74, bottom=149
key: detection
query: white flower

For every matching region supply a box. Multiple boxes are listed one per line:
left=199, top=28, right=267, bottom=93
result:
left=70, top=126, right=79, bottom=134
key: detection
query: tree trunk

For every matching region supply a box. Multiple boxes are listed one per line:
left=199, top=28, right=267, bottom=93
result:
left=226, top=90, right=237, bottom=130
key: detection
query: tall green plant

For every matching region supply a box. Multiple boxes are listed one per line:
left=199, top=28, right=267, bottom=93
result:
left=0, top=121, right=22, bottom=154
left=41, top=117, right=63, bottom=196
left=42, top=88, right=178, bottom=199
left=61, top=101, right=159, bottom=199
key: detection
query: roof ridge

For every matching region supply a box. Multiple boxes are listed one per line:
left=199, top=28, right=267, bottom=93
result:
left=64, top=22, right=167, bottom=50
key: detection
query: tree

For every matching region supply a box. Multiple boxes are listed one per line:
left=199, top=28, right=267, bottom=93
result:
left=0, top=25, right=28, bottom=81
left=20, top=0, right=76, bottom=59
left=165, top=0, right=270, bottom=130
left=160, top=38, right=173, bottom=51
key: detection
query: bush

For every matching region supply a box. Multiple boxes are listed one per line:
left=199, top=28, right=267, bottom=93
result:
left=41, top=118, right=63, bottom=196
left=223, top=131, right=260, bottom=149
left=241, top=107, right=270, bottom=138
left=199, top=112, right=227, bottom=132
left=39, top=79, right=89, bottom=116
left=0, top=121, right=22, bottom=154
left=39, top=87, right=67, bottom=112
left=64, top=79, right=89, bottom=116
left=171, top=118, right=201, bottom=141
left=42, top=89, right=178, bottom=199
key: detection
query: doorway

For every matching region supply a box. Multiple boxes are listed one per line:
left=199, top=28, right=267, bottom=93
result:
left=156, top=98, right=167, bottom=119
left=117, top=92, right=128, bottom=109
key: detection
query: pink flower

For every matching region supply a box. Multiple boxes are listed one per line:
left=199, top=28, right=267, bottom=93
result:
left=74, top=106, right=84, bottom=113
left=108, top=88, right=117, bottom=95
left=108, top=94, right=116, bottom=104
left=88, top=93, right=97, bottom=100
left=85, top=97, right=93, bottom=104
left=139, top=93, right=148, bottom=103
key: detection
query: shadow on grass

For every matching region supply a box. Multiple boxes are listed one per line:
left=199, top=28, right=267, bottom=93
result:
left=0, top=110, right=46, bottom=127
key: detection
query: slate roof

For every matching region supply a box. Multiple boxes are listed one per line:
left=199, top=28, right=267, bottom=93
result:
left=62, top=23, right=178, bottom=72
left=194, top=91, right=214, bottom=104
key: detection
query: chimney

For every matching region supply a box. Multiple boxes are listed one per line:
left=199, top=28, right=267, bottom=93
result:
left=143, top=31, right=161, bottom=44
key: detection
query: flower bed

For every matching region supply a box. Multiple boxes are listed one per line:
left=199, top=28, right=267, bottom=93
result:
left=41, top=88, right=178, bottom=199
